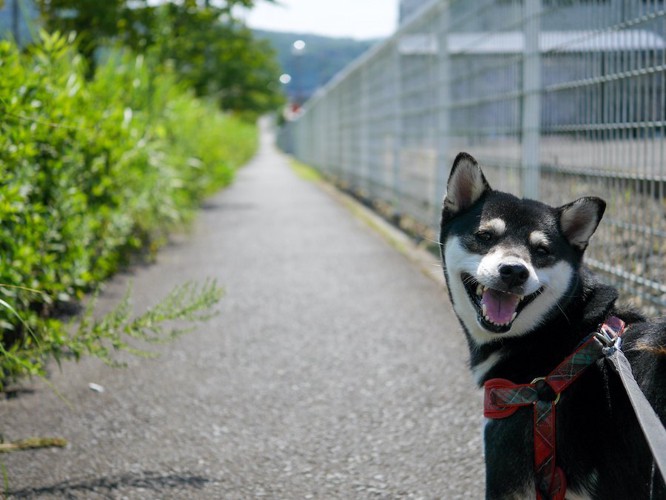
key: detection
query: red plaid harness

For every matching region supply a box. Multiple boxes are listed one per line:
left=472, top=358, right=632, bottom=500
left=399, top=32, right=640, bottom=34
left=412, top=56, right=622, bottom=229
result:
left=483, top=316, right=627, bottom=500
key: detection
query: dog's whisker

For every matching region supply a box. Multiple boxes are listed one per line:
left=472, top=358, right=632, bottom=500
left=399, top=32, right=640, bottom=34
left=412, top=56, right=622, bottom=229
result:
left=535, top=283, right=573, bottom=323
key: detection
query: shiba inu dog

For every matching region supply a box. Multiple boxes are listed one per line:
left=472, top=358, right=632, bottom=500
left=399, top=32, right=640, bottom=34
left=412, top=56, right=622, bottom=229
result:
left=439, top=152, right=666, bottom=499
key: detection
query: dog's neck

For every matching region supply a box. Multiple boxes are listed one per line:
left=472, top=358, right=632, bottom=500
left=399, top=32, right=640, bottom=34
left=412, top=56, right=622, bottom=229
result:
left=466, top=269, right=621, bottom=386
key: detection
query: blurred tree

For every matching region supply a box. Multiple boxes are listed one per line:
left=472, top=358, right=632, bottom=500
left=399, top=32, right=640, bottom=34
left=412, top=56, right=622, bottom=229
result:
left=36, top=0, right=284, bottom=118
left=36, top=0, right=126, bottom=71
left=148, top=3, right=284, bottom=117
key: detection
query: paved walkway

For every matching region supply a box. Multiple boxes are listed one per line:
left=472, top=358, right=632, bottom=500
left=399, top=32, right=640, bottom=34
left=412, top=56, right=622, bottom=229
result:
left=1, top=122, right=484, bottom=499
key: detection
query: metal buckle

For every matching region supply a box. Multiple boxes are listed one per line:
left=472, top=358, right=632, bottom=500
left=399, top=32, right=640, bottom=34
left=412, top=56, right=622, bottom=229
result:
left=531, top=377, right=561, bottom=405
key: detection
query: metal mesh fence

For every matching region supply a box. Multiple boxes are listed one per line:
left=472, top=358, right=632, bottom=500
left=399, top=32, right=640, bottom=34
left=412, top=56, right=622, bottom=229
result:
left=279, top=0, right=666, bottom=312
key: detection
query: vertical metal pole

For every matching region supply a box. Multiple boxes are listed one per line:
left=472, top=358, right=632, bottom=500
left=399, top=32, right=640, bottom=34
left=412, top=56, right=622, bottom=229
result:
left=435, top=2, right=451, bottom=224
left=392, top=41, right=403, bottom=217
left=12, top=0, right=20, bottom=47
left=336, top=87, right=343, bottom=182
left=320, top=99, right=328, bottom=176
left=360, top=65, right=370, bottom=198
left=521, top=0, right=542, bottom=199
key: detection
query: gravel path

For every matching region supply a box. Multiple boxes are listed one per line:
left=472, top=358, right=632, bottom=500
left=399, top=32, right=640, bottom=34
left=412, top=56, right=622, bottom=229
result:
left=1, top=122, right=484, bottom=499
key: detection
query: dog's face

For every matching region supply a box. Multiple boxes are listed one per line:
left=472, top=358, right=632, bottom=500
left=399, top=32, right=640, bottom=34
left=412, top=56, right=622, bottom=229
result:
left=440, top=153, right=606, bottom=346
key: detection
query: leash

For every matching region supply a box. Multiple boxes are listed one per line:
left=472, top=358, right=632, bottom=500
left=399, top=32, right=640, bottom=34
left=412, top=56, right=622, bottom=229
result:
left=484, top=316, right=666, bottom=500
left=600, top=329, right=666, bottom=489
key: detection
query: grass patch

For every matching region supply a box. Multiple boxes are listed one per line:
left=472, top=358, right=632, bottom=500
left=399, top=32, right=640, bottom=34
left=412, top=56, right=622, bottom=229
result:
left=290, top=159, right=323, bottom=182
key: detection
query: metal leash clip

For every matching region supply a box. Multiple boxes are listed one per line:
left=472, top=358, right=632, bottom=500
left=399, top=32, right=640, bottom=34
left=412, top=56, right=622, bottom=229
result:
left=592, top=323, right=623, bottom=356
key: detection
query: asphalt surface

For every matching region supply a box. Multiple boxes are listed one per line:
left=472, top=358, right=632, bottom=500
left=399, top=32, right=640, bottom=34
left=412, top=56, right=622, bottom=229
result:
left=1, top=122, right=484, bottom=499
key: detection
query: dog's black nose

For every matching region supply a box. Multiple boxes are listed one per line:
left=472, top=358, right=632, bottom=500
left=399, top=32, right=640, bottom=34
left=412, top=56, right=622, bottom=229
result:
left=499, top=264, right=529, bottom=288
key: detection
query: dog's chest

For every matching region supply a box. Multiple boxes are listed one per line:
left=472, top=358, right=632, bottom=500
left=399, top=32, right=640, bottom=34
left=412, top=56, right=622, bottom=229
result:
left=484, top=414, right=597, bottom=499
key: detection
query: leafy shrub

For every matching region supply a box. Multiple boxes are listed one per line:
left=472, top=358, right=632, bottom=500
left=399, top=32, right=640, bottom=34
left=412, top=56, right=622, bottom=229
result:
left=0, top=32, right=257, bottom=388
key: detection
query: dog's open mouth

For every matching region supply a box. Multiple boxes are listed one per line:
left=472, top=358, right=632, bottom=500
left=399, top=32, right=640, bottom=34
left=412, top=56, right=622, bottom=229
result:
left=461, top=273, right=542, bottom=333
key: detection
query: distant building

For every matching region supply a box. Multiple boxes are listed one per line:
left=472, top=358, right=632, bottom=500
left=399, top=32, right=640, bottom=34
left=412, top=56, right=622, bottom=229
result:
left=399, top=0, right=664, bottom=37
left=445, top=30, right=665, bottom=132
left=399, top=0, right=429, bottom=24
left=396, top=0, right=665, bottom=133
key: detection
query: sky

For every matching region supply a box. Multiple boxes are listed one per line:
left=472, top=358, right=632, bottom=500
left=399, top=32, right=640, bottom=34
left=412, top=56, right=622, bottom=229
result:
left=241, top=0, right=400, bottom=40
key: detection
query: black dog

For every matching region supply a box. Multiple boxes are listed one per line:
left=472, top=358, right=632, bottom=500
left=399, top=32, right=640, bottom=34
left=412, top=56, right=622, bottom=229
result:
left=439, top=152, right=666, bottom=499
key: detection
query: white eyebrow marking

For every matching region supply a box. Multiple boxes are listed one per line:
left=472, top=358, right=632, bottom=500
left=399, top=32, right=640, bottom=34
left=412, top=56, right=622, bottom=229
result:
left=530, top=231, right=549, bottom=247
left=480, top=218, right=506, bottom=235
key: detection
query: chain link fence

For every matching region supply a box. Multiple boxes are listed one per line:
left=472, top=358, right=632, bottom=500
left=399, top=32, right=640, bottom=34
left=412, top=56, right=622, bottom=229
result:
left=279, top=0, right=666, bottom=312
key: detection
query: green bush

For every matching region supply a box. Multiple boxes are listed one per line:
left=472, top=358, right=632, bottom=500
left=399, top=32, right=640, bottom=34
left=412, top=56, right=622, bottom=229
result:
left=0, top=32, right=257, bottom=388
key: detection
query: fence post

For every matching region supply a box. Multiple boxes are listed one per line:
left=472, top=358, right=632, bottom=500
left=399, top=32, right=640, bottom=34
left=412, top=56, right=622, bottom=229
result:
left=392, top=41, right=403, bottom=218
left=521, top=0, right=542, bottom=199
left=360, top=65, right=370, bottom=198
left=434, top=2, right=451, bottom=225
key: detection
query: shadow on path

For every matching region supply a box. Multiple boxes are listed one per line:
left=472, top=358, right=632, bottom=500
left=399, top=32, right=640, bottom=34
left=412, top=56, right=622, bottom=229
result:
left=8, top=470, right=211, bottom=499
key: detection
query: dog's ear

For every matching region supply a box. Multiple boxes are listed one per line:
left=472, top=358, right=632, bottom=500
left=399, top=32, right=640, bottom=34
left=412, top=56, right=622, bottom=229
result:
left=442, top=152, right=491, bottom=219
left=558, top=197, right=606, bottom=251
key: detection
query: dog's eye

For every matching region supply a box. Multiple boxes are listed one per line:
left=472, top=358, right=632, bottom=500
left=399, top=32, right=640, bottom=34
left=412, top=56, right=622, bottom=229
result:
left=475, top=230, right=493, bottom=242
left=534, top=245, right=551, bottom=257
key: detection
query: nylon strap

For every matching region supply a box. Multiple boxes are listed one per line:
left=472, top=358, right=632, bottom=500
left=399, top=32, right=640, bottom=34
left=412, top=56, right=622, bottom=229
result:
left=485, top=381, right=567, bottom=499
left=533, top=400, right=565, bottom=500
left=484, top=337, right=603, bottom=500
left=485, top=317, right=666, bottom=498
left=606, top=348, right=666, bottom=483
left=484, top=318, right=625, bottom=500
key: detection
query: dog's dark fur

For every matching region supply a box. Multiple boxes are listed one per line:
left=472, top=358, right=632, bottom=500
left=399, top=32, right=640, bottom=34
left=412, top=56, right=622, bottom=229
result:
left=439, top=153, right=666, bottom=499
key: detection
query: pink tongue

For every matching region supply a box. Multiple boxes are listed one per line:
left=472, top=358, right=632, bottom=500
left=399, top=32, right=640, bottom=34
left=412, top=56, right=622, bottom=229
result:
left=481, top=289, right=520, bottom=325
